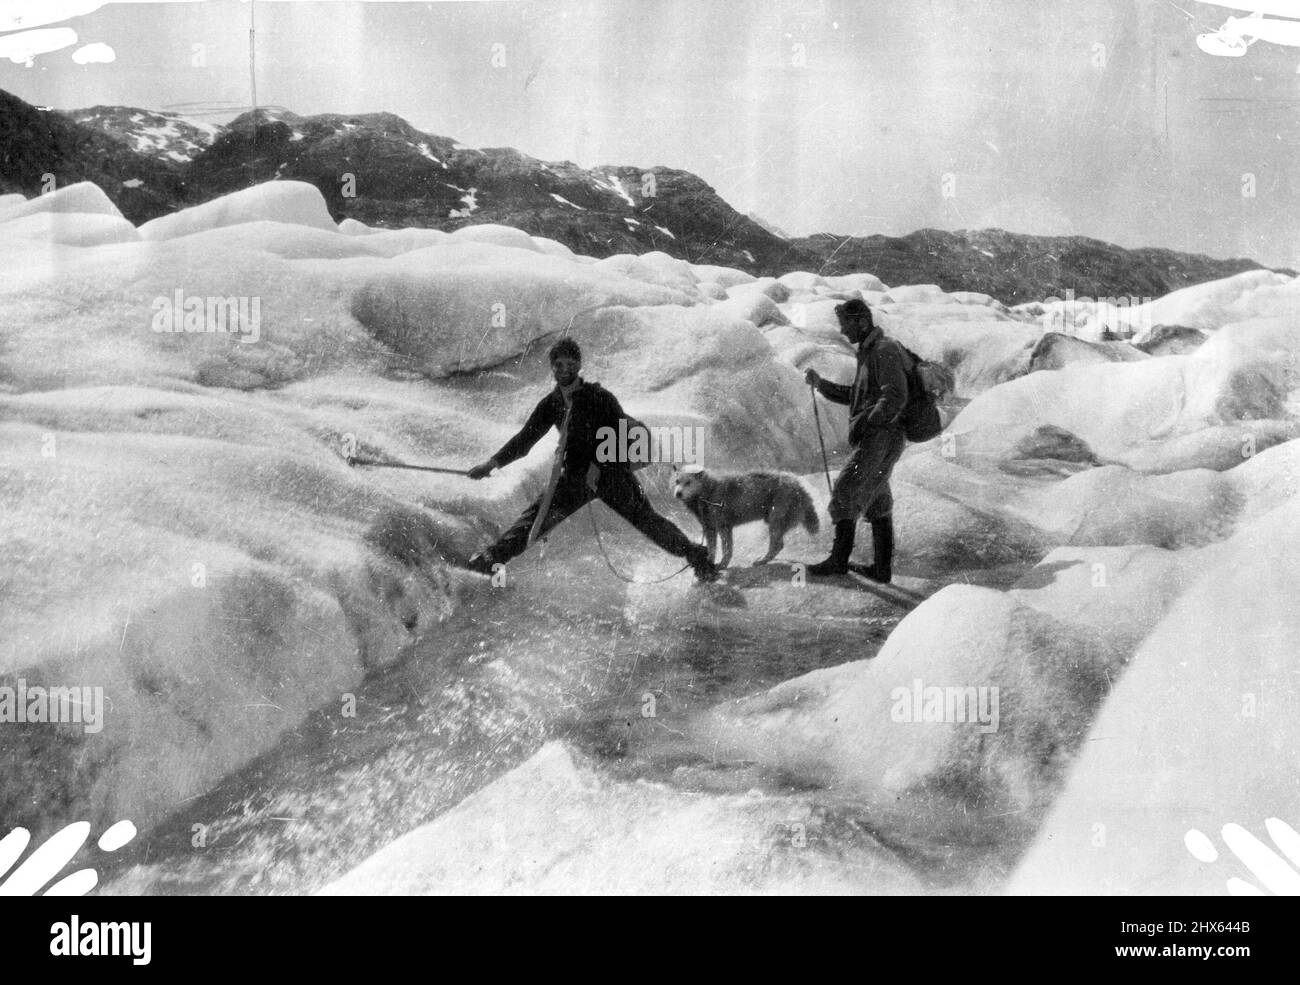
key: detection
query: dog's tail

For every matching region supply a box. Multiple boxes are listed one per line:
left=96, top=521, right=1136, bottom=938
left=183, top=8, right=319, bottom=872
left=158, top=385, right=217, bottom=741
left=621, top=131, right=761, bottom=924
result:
left=798, top=484, right=821, bottom=535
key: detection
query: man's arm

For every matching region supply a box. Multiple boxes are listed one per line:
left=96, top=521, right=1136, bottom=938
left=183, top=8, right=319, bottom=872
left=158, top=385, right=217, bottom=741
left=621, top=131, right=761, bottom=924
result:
left=805, top=368, right=852, bottom=405
left=472, top=394, right=557, bottom=477
left=865, top=344, right=909, bottom=425
left=816, top=377, right=853, bottom=405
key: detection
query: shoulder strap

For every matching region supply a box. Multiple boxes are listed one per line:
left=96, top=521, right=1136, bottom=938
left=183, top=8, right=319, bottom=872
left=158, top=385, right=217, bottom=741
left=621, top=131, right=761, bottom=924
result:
left=894, top=341, right=923, bottom=367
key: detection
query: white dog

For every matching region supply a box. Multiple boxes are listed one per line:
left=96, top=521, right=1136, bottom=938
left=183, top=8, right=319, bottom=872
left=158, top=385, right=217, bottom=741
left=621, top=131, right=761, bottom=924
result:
left=672, top=465, right=820, bottom=567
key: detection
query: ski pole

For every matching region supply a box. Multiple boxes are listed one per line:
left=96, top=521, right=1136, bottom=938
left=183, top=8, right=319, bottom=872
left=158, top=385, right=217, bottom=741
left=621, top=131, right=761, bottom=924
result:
left=347, top=456, right=470, bottom=476
left=809, top=383, right=834, bottom=496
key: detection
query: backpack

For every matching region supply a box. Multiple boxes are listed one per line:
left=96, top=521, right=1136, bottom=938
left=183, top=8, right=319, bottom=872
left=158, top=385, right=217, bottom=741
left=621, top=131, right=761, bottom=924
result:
left=896, top=344, right=948, bottom=443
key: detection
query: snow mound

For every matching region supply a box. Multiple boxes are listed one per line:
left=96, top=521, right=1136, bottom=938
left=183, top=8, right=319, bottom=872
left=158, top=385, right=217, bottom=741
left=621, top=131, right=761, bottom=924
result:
left=319, top=742, right=922, bottom=895
left=0, top=413, right=469, bottom=839
left=777, top=271, right=826, bottom=292
left=166, top=220, right=384, bottom=260
left=782, top=298, right=850, bottom=338
left=1008, top=544, right=1196, bottom=658
left=1007, top=498, right=1300, bottom=894
left=1231, top=435, right=1300, bottom=522
left=593, top=253, right=636, bottom=276
left=357, top=227, right=452, bottom=256
left=726, top=277, right=790, bottom=304
left=0, top=233, right=398, bottom=391
left=872, top=308, right=1039, bottom=397
left=138, top=180, right=338, bottom=241
left=0, top=181, right=122, bottom=221
left=1127, top=270, right=1297, bottom=339
left=949, top=291, right=1008, bottom=311
left=1027, top=333, right=1148, bottom=372
left=950, top=315, right=1300, bottom=465
left=715, top=292, right=789, bottom=328
left=813, top=287, right=863, bottom=303
left=1135, top=324, right=1207, bottom=356
left=0, top=210, right=139, bottom=247
left=887, top=283, right=954, bottom=304
left=338, top=217, right=376, bottom=236
left=1018, top=465, right=1237, bottom=549
left=530, top=235, right=574, bottom=259
left=570, top=304, right=823, bottom=469
left=1110, top=420, right=1300, bottom=475
left=689, top=263, right=755, bottom=289
left=447, top=223, right=541, bottom=252
left=759, top=300, right=856, bottom=378
left=763, top=325, right=854, bottom=382
left=900, top=425, right=1300, bottom=561
left=821, top=272, right=888, bottom=293
left=345, top=245, right=696, bottom=376
left=695, top=584, right=1119, bottom=848
left=613, top=250, right=701, bottom=296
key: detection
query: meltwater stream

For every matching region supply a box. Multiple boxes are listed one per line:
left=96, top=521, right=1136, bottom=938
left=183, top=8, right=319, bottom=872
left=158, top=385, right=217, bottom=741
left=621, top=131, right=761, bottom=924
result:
left=97, top=498, right=1010, bottom=896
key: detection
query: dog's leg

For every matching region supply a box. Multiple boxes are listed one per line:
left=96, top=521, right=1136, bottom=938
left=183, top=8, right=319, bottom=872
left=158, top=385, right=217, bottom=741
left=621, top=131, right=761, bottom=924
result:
left=704, top=525, right=718, bottom=564
left=719, top=526, right=733, bottom=568
left=754, top=525, right=783, bottom=566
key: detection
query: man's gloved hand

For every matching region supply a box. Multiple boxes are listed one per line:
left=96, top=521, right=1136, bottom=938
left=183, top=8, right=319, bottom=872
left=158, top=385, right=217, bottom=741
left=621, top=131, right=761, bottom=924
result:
left=585, top=463, right=601, bottom=492
left=804, top=368, right=822, bottom=388
left=467, top=459, right=497, bottom=480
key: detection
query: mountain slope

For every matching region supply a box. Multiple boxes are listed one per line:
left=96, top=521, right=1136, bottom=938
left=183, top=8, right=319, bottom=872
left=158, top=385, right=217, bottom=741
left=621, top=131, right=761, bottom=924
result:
left=63, top=105, right=223, bottom=164
left=793, top=228, right=1291, bottom=305
left=176, top=108, right=814, bottom=273
left=0, top=89, right=184, bottom=223
left=4, top=89, right=1289, bottom=297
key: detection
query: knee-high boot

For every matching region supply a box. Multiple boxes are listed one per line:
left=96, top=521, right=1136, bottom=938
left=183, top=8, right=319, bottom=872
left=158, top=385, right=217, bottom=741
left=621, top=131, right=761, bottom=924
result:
left=849, top=516, right=894, bottom=583
left=873, top=516, right=895, bottom=583
left=807, top=519, right=855, bottom=576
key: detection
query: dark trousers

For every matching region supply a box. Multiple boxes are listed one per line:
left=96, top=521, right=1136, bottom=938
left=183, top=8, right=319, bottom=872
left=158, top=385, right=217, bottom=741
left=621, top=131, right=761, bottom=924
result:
left=828, top=426, right=908, bottom=524
left=482, top=467, right=696, bottom=565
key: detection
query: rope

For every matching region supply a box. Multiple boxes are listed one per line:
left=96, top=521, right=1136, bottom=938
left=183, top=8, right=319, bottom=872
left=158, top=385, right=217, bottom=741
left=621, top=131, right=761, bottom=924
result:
left=810, top=382, right=834, bottom=496
left=584, top=500, right=692, bottom=584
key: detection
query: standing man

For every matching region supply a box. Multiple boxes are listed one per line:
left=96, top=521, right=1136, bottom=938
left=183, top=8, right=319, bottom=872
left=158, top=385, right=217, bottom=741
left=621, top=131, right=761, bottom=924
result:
left=463, top=337, right=719, bottom=582
left=803, top=299, right=908, bottom=582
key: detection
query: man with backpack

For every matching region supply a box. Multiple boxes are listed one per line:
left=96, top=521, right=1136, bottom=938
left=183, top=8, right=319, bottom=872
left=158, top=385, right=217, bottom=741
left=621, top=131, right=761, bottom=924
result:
left=803, top=298, right=918, bottom=582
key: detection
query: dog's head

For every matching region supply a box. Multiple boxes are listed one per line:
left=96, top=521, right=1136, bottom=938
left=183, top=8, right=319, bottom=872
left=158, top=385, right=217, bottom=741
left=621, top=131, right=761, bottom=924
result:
left=671, top=464, right=708, bottom=501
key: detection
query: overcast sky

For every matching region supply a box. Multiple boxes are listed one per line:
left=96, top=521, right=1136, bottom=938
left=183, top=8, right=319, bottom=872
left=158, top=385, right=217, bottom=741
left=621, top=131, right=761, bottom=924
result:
left=2, top=0, right=1298, bottom=266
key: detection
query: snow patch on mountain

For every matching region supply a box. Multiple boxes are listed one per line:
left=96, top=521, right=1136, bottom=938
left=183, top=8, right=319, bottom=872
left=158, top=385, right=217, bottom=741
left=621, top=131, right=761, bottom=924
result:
left=414, top=141, right=446, bottom=167
left=449, top=187, right=479, bottom=219
left=66, top=106, right=223, bottom=164
left=594, top=172, right=636, bottom=208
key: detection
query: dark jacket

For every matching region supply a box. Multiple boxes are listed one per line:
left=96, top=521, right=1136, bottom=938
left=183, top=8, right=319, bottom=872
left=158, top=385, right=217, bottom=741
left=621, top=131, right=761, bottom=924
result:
left=815, top=329, right=910, bottom=442
left=491, top=379, right=636, bottom=478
